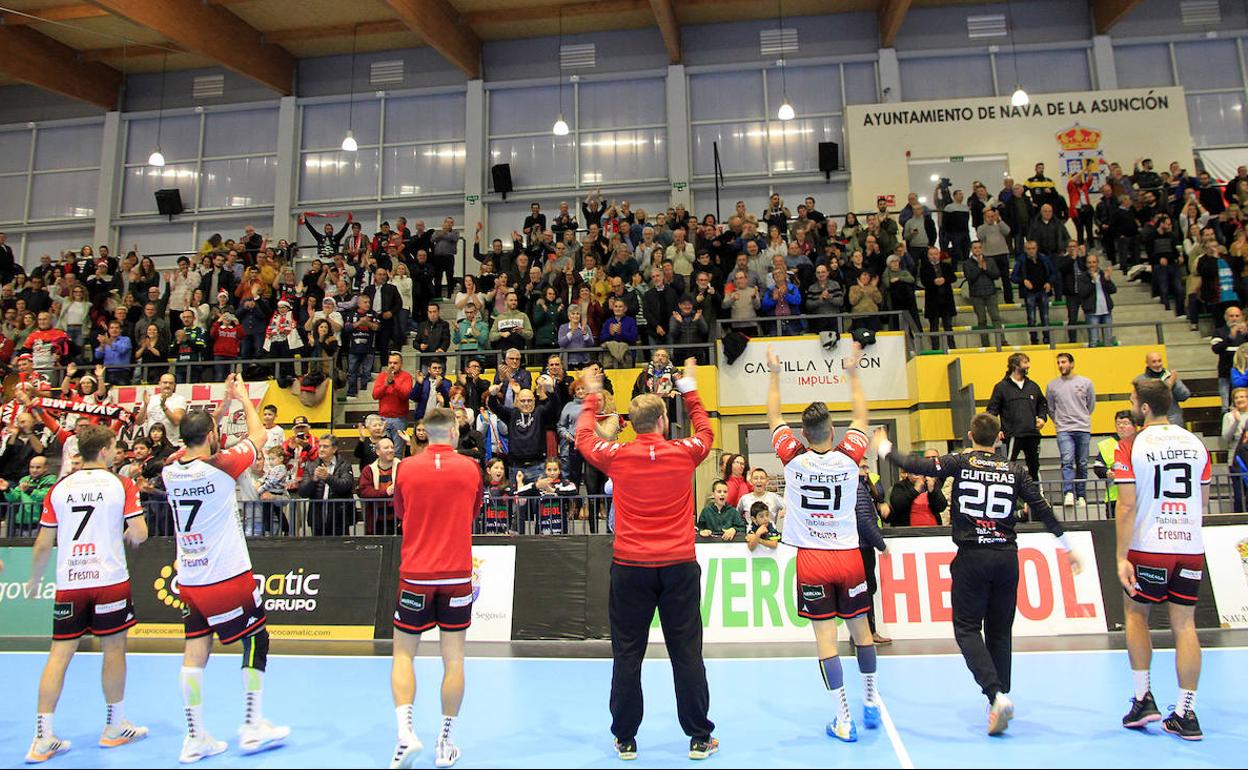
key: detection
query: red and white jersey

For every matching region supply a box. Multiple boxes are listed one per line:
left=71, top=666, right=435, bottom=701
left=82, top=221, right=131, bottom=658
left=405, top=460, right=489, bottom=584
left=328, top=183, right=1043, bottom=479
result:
left=162, top=439, right=257, bottom=586
left=40, top=469, right=142, bottom=590
left=1114, top=424, right=1211, bottom=555
left=772, top=425, right=868, bottom=551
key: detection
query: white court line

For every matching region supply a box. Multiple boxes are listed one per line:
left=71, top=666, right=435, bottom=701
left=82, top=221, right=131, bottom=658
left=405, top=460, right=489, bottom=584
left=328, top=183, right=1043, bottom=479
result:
left=876, top=696, right=915, bottom=770
left=0, top=646, right=1245, bottom=661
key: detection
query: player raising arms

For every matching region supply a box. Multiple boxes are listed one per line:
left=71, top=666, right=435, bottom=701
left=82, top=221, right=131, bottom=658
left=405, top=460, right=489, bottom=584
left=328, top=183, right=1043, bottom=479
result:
left=25, top=425, right=149, bottom=763
left=163, top=374, right=289, bottom=763
left=874, top=413, right=1081, bottom=736
left=766, top=342, right=881, bottom=743
left=388, top=408, right=484, bottom=769
left=1115, top=377, right=1211, bottom=740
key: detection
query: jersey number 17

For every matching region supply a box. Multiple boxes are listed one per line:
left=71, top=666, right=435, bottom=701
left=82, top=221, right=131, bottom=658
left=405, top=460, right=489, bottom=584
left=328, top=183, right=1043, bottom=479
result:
left=171, top=499, right=204, bottom=533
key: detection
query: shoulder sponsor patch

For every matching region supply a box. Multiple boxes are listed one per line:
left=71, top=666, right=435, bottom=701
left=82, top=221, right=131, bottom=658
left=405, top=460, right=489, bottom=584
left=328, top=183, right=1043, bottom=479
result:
left=1179, top=568, right=1203, bottom=581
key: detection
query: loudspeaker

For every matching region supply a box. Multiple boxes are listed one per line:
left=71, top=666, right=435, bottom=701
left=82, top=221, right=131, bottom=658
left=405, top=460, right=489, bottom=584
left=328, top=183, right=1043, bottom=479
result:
left=491, top=163, right=513, bottom=199
left=155, top=188, right=184, bottom=218
left=818, top=142, right=840, bottom=179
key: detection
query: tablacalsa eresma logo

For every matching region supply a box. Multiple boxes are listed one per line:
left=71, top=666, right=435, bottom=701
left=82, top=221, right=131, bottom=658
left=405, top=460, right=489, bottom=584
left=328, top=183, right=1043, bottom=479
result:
left=152, top=563, right=323, bottom=613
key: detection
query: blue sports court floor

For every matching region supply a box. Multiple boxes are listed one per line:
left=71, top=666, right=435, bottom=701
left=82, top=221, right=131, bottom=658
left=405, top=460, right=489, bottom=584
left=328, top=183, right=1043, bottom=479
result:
left=1, top=647, right=1245, bottom=768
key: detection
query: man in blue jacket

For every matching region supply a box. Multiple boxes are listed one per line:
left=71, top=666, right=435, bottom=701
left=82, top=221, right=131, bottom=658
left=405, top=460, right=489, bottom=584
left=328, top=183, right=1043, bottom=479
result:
left=1012, top=240, right=1058, bottom=345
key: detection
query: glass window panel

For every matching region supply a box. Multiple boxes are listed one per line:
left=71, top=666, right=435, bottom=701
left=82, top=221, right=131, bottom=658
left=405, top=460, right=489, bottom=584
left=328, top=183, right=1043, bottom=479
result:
left=577, top=79, right=666, bottom=130
left=117, top=223, right=195, bottom=263
left=489, top=86, right=565, bottom=136
left=383, top=93, right=467, bottom=143
left=125, top=115, right=201, bottom=164
left=690, top=71, right=764, bottom=121
left=578, top=129, right=667, bottom=186
left=768, top=117, right=842, bottom=174
left=202, top=109, right=279, bottom=156
left=1188, top=92, right=1248, bottom=147
left=29, top=170, right=97, bottom=220
left=1174, top=40, right=1242, bottom=90
left=300, top=101, right=381, bottom=150
left=900, top=55, right=993, bottom=100
left=488, top=136, right=576, bottom=188
left=765, top=65, right=842, bottom=115
left=692, top=122, right=767, bottom=177
left=199, top=157, right=278, bottom=209
left=121, top=163, right=199, bottom=214
left=0, top=178, right=27, bottom=223
left=844, top=61, right=879, bottom=105
left=382, top=142, right=466, bottom=197
left=1114, top=44, right=1173, bottom=88
left=298, top=149, right=381, bottom=202
left=24, top=229, right=92, bottom=267
left=34, top=124, right=102, bottom=170
left=0, top=130, right=32, bottom=174
left=1011, top=50, right=1091, bottom=94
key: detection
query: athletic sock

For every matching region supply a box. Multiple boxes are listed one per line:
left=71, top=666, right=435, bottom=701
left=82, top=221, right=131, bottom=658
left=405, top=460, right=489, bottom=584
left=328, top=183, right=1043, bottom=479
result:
left=1131, top=670, right=1150, bottom=701
left=820, top=656, right=851, bottom=725
left=856, top=645, right=879, bottom=706
left=35, top=713, right=53, bottom=740
left=396, top=705, right=415, bottom=742
left=1178, top=689, right=1197, bottom=716
left=242, top=668, right=263, bottom=727
left=439, top=715, right=456, bottom=744
left=180, top=666, right=206, bottom=739
left=106, top=701, right=124, bottom=727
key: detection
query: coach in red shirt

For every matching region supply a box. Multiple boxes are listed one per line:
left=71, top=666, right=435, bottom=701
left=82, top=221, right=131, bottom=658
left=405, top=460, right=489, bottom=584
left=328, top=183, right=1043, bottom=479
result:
left=576, top=356, right=719, bottom=760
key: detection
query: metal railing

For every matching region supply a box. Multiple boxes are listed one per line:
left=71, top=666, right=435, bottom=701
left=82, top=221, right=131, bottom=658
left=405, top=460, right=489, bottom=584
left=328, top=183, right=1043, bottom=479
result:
left=909, top=320, right=1169, bottom=353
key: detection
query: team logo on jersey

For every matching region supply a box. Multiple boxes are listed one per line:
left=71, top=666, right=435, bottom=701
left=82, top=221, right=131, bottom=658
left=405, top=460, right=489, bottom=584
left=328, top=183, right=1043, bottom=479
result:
left=399, top=590, right=426, bottom=612
left=70, top=543, right=96, bottom=558
left=1136, top=565, right=1168, bottom=584
left=1160, top=501, right=1188, bottom=515
left=800, top=584, right=826, bottom=602
left=180, top=533, right=206, bottom=553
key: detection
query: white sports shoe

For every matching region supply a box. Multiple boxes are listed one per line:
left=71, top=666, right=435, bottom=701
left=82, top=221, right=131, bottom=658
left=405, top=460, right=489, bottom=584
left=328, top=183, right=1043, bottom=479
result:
left=179, top=733, right=227, bottom=764
left=100, top=720, right=149, bottom=748
left=434, top=739, right=461, bottom=768
left=1063, top=492, right=1075, bottom=508
left=25, top=736, right=71, bottom=764
left=389, top=736, right=423, bottom=769
left=1076, top=497, right=1087, bottom=509
left=988, top=693, right=1015, bottom=736
left=238, top=720, right=289, bottom=755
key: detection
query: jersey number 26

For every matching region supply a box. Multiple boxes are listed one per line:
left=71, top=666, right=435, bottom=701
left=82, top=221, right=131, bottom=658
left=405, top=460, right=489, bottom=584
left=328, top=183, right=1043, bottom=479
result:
left=957, top=481, right=1014, bottom=519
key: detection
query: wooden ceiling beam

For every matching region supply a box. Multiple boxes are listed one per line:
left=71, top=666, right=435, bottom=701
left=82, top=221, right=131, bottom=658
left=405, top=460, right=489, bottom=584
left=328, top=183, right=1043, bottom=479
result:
left=878, top=0, right=912, bottom=48
left=88, top=0, right=295, bottom=94
left=648, top=0, right=682, bottom=63
left=382, top=0, right=481, bottom=78
left=1092, top=0, right=1144, bottom=34
left=0, top=24, right=121, bottom=109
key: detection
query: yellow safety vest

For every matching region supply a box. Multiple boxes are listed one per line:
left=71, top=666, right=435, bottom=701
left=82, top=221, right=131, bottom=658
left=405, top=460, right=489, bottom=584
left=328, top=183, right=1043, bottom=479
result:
left=1098, top=437, right=1119, bottom=503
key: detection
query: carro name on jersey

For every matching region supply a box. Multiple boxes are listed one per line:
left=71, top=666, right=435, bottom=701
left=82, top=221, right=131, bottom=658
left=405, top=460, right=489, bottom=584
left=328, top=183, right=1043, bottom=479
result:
left=169, top=482, right=217, bottom=497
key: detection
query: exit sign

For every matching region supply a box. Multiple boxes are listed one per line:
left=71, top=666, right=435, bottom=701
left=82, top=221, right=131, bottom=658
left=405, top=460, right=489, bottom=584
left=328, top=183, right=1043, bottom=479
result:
left=950, top=156, right=964, bottom=163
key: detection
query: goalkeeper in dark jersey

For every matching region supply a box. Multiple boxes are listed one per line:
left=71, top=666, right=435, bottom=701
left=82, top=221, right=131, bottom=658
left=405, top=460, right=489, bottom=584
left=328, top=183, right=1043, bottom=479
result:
left=873, top=413, right=1083, bottom=736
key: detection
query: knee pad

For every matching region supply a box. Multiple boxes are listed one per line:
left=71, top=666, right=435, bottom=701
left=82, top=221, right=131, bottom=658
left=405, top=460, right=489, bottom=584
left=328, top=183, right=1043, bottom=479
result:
left=241, top=628, right=270, bottom=672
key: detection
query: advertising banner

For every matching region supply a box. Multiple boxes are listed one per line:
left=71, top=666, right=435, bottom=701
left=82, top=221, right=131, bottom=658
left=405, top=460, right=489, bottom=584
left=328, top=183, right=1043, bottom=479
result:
left=650, top=533, right=1104, bottom=643
left=129, top=540, right=385, bottom=641
left=716, top=333, right=909, bottom=411
left=877, top=532, right=1106, bottom=639
left=0, top=546, right=55, bottom=637
left=419, top=545, right=517, bottom=643
left=1203, top=525, right=1248, bottom=628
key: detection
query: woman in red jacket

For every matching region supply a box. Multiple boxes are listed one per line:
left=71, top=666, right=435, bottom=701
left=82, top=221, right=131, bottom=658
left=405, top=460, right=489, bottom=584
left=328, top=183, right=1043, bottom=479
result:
left=719, top=453, right=751, bottom=507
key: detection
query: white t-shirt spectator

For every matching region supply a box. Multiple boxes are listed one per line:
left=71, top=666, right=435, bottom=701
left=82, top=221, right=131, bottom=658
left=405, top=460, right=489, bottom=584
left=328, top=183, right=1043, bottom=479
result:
left=143, top=392, right=188, bottom=445
left=738, top=489, right=786, bottom=532
left=264, top=425, right=286, bottom=451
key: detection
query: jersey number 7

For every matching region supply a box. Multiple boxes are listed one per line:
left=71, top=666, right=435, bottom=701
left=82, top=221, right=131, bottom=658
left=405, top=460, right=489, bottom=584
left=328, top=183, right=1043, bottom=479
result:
left=171, top=499, right=204, bottom=533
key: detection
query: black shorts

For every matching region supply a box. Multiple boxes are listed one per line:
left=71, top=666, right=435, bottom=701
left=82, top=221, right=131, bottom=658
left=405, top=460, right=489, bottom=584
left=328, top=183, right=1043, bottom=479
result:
left=1127, top=550, right=1204, bottom=607
left=795, top=548, right=871, bottom=621
left=53, top=581, right=136, bottom=641
left=393, top=581, right=473, bottom=634
left=181, top=571, right=267, bottom=644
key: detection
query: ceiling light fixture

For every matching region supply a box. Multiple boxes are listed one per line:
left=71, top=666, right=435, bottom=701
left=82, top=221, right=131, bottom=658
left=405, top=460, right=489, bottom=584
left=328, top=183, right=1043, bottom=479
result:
left=553, top=8, right=570, bottom=136
left=342, top=24, right=359, bottom=152
left=149, top=50, right=167, bottom=167
left=775, top=0, right=794, bottom=121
